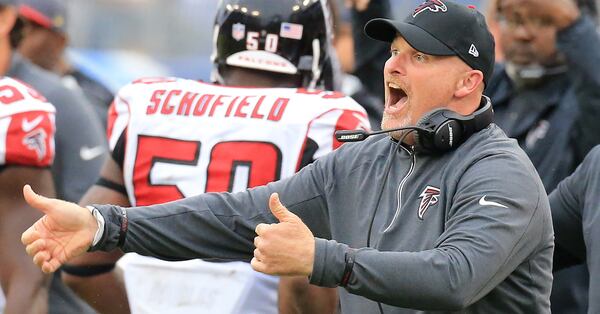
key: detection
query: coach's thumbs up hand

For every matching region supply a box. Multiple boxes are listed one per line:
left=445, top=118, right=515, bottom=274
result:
left=251, top=193, right=315, bottom=276
left=21, top=185, right=97, bottom=273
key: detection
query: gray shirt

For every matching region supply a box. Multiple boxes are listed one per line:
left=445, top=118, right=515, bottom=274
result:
left=7, top=53, right=106, bottom=202
left=550, top=145, right=600, bottom=314
left=93, top=123, right=553, bottom=313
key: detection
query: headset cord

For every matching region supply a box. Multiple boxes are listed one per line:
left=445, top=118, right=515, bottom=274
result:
left=364, top=131, right=414, bottom=314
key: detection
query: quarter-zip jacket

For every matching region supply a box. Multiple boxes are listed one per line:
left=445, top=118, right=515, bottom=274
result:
left=93, top=124, right=553, bottom=313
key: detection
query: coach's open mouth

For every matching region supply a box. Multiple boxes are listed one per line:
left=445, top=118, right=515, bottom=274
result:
left=386, top=82, right=408, bottom=111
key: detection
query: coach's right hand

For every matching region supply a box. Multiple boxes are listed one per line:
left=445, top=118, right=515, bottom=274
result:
left=21, top=184, right=97, bottom=273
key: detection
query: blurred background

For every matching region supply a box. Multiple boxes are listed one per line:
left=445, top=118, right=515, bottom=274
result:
left=66, top=0, right=490, bottom=92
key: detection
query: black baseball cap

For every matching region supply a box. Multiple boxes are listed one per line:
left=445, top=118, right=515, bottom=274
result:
left=365, top=0, right=495, bottom=84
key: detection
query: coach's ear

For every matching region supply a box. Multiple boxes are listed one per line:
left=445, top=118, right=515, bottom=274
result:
left=455, top=70, right=484, bottom=98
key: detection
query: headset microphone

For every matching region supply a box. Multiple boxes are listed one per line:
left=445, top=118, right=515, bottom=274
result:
left=335, top=126, right=429, bottom=143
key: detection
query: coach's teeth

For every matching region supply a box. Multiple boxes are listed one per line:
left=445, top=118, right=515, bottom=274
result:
left=388, top=83, right=402, bottom=90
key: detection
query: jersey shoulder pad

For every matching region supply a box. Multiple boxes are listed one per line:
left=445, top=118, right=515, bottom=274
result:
left=0, top=77, right=55, bottom=167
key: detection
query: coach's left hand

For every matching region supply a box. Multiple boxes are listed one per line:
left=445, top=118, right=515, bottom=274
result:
left=251, top=193, right=315, bottom=276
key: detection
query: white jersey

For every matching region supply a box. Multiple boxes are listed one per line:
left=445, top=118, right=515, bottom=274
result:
left=108, top=77, right=370, bottom=314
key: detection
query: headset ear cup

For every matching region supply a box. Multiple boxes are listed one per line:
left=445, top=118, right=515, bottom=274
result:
left=414, top=109, right=448, bottom=153
left=434, top=120, right=463, bottom=152
left=414, top=110, right=439, bottom=153
left=414, top=97, right=493, bottom=154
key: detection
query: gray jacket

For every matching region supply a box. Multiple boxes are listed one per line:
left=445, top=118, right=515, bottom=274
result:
left=93, top=123, right=553, bottom=313
left=550, top=145, right=600, bottom=314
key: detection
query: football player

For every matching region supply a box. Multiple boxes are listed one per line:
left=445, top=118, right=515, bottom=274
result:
left=0, top=77, right=55, bottom=313
left=61, top=0, right=370, bottom=313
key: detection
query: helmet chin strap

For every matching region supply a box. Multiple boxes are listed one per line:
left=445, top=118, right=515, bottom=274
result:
left=506, top=62, right=568, bottom=88
left=297, top=39, right=323, bottom=89
left=210, top=24, right=224, bottom=85
left=309, top=39, right=321, bottom=89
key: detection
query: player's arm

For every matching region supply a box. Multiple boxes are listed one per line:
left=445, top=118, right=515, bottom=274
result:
left=59, top=85, right=132, bottom=313
left=278, top=276, right=338, bottom=314
left=61, top=156, right=131, bottom=314
left=0, top=78, right=57, bottom=313
left=0, top=167, right=54, bottom=314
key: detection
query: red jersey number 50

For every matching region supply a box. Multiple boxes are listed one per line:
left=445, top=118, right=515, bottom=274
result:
left=133, top=135, right=282, bottom=206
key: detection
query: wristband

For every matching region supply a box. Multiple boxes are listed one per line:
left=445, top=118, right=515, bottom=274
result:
left=86, top=205, right=105, bottom=246
left=117, top=206, right=128, bottom=248
left=340, top=248, right=357, bottom=287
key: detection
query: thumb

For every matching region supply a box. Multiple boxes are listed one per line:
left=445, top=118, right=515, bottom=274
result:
left=269, top=193, right=297, bottom=222
left=23, top=184, right=57, bottom=215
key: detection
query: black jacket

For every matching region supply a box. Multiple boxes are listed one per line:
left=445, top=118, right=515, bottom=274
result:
left=486, top=16, right=600, bottom=193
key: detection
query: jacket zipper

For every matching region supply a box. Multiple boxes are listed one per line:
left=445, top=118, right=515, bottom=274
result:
left=383, top=145, right=416, bottom=233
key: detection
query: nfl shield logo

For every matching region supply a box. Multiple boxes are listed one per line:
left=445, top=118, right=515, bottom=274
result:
left=232, top=23, right=245, bottom=41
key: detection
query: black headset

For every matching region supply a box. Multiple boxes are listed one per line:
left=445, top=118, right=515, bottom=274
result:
left=413, top=95, right=494, bottom=154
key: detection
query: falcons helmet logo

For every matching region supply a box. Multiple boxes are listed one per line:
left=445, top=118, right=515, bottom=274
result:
left=418, top=185, right=441, bottom=219
left=413, top=0, right=448, bottom=17
left=22, top=128, right=47, bottom=161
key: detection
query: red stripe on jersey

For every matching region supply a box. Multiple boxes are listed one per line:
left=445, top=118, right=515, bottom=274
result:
left=5, top=111, right=54, bottom=167
left=295, top=108, right=339, bottom=171
left=333, top=110, right=368, bottom=150
left=106, top=100, right=117, bottom=140
left=108, top=96, right=131, bottom=155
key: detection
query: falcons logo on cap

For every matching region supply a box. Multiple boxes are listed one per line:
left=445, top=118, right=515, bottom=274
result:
left=418, top=185, right=440, bottom=219
left=413, top=0, right=448, bottom=17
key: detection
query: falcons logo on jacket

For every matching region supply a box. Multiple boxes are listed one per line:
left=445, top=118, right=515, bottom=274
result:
left=418, top=186, right=440, bottom=219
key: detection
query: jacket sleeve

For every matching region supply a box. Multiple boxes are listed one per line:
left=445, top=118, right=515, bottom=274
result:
left=557, top=15, right=600, bottom=162
left=549, top=146, right=600, bottom=313
left=310, top=152, right=553, bottom=310
left=91, top=153, right=334, bottom=261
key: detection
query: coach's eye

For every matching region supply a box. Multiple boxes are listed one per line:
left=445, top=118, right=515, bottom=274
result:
left=414, top=53, right=427, bottom=62
left=390, top=49, right=399, bottom=57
